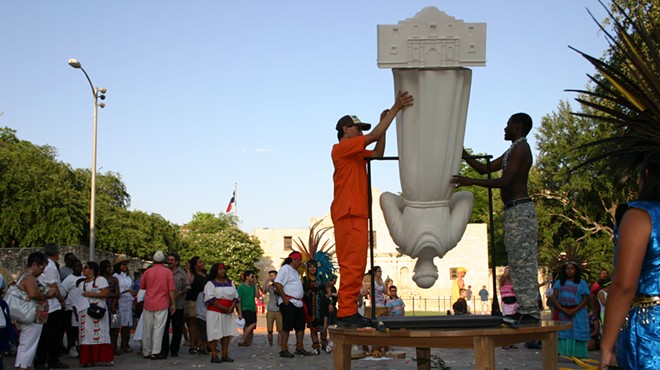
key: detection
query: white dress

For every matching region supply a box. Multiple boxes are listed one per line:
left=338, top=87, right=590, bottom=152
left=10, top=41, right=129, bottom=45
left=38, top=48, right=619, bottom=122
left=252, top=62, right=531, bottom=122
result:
left=80, top=277, right=111, bottom=346
left=113, top=272, right=134, bottom=327
left=204, top=280, right=239, bottom=341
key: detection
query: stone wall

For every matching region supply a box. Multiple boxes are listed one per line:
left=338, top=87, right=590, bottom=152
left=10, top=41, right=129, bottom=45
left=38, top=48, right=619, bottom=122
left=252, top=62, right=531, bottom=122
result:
left=0, top=246, right=149, bottom=282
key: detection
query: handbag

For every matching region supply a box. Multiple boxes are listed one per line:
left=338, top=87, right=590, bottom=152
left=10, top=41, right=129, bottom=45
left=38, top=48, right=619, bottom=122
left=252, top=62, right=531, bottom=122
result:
left=85, top=278, right=107, bottom=320
left=87, top=303, right=106, bottom=320
left=5, top=276, right=36, bottom=324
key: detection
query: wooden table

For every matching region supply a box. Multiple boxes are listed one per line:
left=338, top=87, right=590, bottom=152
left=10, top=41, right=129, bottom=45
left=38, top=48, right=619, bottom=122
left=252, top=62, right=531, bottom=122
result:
left=330, top=320, right=572, bottom=370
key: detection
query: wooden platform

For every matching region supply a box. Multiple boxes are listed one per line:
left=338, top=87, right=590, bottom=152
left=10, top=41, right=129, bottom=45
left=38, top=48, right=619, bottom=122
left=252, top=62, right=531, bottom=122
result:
left=329, top=320, right=572, bottom=370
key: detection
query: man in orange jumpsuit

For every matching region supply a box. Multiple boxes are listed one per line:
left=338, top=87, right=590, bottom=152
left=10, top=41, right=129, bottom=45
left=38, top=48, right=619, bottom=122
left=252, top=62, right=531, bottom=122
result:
left=331, top=90, right=413, bottom=327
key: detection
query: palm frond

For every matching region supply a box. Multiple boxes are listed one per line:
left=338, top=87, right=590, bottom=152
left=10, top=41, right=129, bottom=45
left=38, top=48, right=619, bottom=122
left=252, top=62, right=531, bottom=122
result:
left=568, top=0, right=660, bottom=176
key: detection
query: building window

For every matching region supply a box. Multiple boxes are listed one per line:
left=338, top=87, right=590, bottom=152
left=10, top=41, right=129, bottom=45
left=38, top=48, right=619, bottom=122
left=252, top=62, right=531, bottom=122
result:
left=283, top=236, right=293, bottom=251
left=450, top=267, right=459, bottom=280
left=369, top=230, right=377, bottom=249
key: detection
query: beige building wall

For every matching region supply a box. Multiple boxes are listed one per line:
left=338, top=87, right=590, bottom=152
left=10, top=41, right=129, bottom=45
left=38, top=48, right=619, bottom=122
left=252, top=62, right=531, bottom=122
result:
left=252, top=188, right=491, bottom=300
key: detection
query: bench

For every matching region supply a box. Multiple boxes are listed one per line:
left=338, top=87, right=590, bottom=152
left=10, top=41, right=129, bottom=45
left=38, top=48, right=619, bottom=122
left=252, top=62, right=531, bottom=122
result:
left=330, top=320, right=572, bottom=370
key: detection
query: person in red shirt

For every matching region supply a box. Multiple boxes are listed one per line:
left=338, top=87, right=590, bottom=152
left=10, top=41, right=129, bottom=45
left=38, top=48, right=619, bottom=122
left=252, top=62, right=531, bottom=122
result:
left=140, top=251, right=176, bottom=360
left=331, top=90, right=413, bottom=328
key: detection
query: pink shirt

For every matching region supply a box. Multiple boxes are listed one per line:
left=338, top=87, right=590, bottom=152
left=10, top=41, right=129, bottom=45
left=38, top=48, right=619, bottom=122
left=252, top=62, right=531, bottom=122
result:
left=140, top=263, right=175, bottom=311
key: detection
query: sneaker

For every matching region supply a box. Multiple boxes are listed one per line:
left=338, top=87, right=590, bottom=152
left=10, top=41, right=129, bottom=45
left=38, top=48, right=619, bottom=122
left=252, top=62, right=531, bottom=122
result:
left=294, top=349, right=312, bottom=356
left=210, top=356, right=222, bottom=363
left=220, top=356, right=234, bottom=362
left=337, top=313, right=373, bottom=328
left=69, top=347, right=79, bottom=358
left=279, top=350, right=294, bottom=358
left=310, top=348, right=320, bottom=355
left=324, top=344, right=333, bottom=353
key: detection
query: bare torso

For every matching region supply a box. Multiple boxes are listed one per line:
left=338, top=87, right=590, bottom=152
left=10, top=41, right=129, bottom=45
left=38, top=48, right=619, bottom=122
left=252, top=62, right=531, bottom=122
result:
left=499, top=140, right=532, bottom=204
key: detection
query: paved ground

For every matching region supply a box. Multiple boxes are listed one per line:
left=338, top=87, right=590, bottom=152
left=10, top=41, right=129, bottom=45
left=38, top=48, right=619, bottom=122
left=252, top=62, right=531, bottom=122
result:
left=2, top=316, right=601, bottom=369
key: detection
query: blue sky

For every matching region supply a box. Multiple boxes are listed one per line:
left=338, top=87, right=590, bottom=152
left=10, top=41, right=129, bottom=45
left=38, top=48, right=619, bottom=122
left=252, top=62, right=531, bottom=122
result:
left=1, top=1, right=610, bottom=233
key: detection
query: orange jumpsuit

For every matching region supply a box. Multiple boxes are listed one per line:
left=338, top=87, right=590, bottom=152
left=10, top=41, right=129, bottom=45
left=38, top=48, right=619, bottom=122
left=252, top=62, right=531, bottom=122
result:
left=331, top=135, right=372, bottom=318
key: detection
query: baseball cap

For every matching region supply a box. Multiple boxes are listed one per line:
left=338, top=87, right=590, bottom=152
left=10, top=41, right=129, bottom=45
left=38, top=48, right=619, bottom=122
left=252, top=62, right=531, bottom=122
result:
left=153, top=250, right=166, bottom=263
left=336, top=115, right=371, bottom=131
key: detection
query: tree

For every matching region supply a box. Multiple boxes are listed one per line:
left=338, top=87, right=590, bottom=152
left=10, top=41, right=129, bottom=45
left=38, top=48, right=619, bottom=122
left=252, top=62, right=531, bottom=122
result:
left=180, top=212, right=263, bottom=283
left=96, top=209, right=182, bottom=259
left=534, top=101, right=635, bottom=277
left=0, top=127, right=183, bottom=255
left=0, top=127, right=86, bottom=247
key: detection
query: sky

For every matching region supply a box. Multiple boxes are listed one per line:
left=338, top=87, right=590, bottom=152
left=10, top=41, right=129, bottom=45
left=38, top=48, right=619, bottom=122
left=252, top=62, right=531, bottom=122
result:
left=1, top=1, right=611, bottom=233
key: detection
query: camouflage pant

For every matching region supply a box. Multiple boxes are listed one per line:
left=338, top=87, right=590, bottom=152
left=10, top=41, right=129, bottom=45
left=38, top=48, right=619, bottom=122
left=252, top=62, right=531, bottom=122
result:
left=504, top=201, right=540, bottom=318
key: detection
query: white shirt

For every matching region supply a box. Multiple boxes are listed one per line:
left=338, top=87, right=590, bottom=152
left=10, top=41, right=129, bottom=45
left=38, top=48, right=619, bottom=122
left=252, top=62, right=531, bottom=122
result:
left=61, top=274, right=85, bottom=311
left=84, top=276, right=109, bottom=309
left=38, top=258, right=63, bottom=312
left=274, top=264, right=303, bottom=308
left=114, top=272, right=133, bottom=295
left=62, top=274, right=89, bottom=312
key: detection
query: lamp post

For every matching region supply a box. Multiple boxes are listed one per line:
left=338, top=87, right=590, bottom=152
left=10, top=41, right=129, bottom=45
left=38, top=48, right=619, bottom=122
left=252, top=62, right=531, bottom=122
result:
left=68, top=58, right=106, bottom=261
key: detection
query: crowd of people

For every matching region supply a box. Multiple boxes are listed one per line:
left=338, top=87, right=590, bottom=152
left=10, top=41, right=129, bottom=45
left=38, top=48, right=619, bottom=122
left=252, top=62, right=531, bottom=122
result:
left=0, top=247, right=411, bottom=367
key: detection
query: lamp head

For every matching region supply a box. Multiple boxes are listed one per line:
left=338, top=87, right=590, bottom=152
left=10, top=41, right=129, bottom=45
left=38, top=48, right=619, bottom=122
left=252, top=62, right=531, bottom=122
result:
left=67, top=58, right=81, bottom=68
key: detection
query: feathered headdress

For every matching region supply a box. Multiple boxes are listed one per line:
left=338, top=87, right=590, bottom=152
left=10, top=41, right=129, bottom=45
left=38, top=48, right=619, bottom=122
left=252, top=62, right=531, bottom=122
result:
left=567, top=0, right=659, bottom=179
left=293, top=218, right=337, bottom=282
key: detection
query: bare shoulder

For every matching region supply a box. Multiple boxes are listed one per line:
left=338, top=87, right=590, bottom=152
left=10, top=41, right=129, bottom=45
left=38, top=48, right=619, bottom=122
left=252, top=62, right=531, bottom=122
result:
left=621, top=207, right=651, bottom=227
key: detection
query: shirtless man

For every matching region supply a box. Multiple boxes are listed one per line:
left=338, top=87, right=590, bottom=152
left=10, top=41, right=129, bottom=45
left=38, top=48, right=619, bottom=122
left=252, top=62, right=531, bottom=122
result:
left=451, top=112, right=540, bottom=324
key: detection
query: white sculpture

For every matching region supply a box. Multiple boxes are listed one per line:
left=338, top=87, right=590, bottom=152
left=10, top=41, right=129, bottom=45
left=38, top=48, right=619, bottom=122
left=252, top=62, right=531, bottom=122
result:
left=377, top=7, right=486, bottom=288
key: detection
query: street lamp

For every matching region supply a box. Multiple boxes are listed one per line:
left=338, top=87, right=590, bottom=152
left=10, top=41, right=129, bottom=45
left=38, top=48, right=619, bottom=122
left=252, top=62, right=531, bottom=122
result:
left=68, top=58, right=106, bottom=261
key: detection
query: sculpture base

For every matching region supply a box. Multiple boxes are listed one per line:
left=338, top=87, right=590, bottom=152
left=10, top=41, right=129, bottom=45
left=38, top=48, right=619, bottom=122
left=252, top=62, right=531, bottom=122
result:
left=375, top=315, right=502, bottom=330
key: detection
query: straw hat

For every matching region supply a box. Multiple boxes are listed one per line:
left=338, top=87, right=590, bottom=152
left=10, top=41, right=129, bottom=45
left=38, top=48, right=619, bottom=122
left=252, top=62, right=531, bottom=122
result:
left=113, top=255, right=131, bottom=266
left=457, top=266, right=468, bottom=273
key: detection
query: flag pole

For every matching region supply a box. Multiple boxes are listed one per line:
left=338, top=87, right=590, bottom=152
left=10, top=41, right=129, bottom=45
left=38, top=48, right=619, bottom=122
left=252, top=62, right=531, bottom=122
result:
left=233, top=182, right=237, bottom=217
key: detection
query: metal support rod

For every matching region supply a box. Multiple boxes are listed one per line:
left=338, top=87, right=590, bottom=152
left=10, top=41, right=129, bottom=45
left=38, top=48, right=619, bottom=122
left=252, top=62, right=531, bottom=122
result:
left=464, top=154, right=501, bottom=315
left=366, top=156, right=398, bottom=319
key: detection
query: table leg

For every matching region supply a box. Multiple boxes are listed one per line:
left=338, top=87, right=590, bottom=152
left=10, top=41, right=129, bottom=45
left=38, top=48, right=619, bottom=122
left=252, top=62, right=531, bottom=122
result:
left=333, top=335, right=351, bottom=370
left=473, top=336, right=495, bottom=370
left=416, top=348, right=431, bottom=370
left=541, top=332, right=558, bottom=370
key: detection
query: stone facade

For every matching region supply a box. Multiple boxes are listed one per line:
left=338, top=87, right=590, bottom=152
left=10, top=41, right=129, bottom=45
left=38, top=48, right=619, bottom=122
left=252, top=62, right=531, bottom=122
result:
left=0, top=245, right=148, bottom=283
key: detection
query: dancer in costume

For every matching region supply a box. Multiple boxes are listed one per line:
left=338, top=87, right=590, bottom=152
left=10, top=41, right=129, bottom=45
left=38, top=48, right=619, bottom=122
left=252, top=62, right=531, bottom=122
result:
left=552, top=261, right=589, bottom=358
left=204, top=263, right=239, bottom=363
left=601, top=154, right=660, bottom=369
left=301, top=260, right=328, bottom=354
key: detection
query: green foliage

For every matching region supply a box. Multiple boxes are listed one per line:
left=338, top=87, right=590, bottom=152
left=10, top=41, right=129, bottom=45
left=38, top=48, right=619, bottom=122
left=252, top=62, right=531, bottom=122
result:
left=534, top=102, right=635, bottom=279
left=0, top=127, right=86, bottom=247
left=180, top=212, right=263, bottom=283
left=0, top=127, right=182, bottom=256
left=97, top=209, right=181, bottom=260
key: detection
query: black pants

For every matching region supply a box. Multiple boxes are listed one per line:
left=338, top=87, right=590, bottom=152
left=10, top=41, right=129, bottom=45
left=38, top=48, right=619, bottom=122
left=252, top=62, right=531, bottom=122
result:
left=160, top=309, right=184, bottom=356
left=64, top=309, right=77, bottom=349
left=35, top=308, right=65, bottom=366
